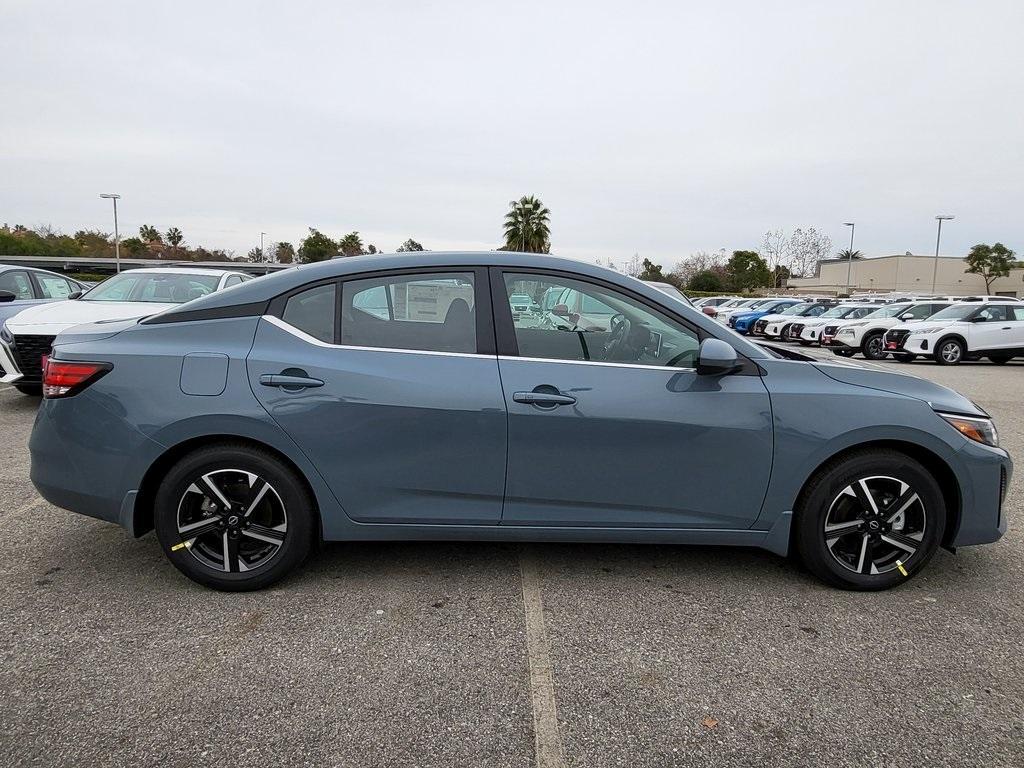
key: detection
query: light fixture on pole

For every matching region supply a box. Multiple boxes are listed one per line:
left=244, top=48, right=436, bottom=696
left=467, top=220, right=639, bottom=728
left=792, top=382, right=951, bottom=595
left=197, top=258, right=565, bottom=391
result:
left=931, top=215, right=955, bottom=293
left=843, top=222, right=855, bottom=295
left=99, top=194, right=122, bottom=273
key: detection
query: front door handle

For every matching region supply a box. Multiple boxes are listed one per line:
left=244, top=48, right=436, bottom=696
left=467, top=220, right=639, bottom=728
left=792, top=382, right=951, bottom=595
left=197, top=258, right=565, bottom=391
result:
left=513, top=390, right=576, bottom=407
left=259, top=373, right=324, bottom=390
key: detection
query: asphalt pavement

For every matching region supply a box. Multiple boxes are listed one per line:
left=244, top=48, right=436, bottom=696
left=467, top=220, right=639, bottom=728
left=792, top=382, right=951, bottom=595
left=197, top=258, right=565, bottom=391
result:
left=1, top=354, right=1022, bottom=767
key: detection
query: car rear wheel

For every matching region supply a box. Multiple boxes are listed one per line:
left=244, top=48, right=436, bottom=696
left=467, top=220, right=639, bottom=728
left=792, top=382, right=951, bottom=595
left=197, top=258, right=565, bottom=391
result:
left=154, top=443, right=316, bottom=591
left=934, top=338, right=965, bottom=365
left=794, top=449, right=945, bottom=590
left=861, top=332, right=886, bottom=360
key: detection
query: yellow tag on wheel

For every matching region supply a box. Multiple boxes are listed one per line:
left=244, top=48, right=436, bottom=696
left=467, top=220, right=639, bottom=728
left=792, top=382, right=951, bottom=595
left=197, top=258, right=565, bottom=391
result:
left=171, top=542, right=187, bottom=552
left=896, top=560, right=908, bottom=577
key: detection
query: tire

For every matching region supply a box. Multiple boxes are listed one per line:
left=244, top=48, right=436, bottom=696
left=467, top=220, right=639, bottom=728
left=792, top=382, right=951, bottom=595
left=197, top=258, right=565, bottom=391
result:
left=988, top=355, right=1012, bottom=365
left=893, top=353, right=916, bottom=363
left=154, top=443, right=317, bottom=591
left=798, top=340, right=811, bottom=346
left=934, top=337, right=965, bottom=365
left=14, top=384, right=42, bottom=396
left=832, top=349, right=854, bottom=357
left=794, top=449, right=945, bottom=590
left=861, top=332, right=886, bottom=361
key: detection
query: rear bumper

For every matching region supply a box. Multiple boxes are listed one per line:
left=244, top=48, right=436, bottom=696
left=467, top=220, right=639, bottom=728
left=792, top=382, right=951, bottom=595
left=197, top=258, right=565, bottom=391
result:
left=30, top=392, right=166, bottom=533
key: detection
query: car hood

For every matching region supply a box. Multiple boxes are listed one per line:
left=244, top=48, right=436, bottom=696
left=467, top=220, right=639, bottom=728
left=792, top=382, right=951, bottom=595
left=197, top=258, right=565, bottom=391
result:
left=812, top=358, right=986, bottom=417
left=4, top=300, right=176, bottom=333
left=758, top=313, right=790, bottom=324
left=899, top=319, right=965, bottom=332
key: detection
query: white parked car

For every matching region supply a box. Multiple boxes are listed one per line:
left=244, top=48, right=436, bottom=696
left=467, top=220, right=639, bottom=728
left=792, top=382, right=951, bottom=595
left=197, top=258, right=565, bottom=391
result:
left=715, top=298, right=776, bottom=324
left=756, top=301, right=836, bottom=338
left=823, top=301, right=953, bottom=359
left=785, top=304, right=878, bottom=345
left=889, top=301, right=1024, bottom=365
left=0, top=267, right=253, bottom=394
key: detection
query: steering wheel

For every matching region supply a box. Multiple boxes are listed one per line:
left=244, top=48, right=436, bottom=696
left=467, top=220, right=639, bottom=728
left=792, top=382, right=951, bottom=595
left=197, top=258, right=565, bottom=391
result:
left=603, top=313, right=633, bottom=360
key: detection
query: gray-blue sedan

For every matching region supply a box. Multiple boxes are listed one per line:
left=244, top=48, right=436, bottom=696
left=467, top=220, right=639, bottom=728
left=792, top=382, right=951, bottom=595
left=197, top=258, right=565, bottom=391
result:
left=29, top=252, right=1011, bottom=591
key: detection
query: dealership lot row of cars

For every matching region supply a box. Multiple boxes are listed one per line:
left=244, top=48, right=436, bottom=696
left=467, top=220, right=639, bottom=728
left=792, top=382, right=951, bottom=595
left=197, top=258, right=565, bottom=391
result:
left=693, top=293, right=1024, bottom=366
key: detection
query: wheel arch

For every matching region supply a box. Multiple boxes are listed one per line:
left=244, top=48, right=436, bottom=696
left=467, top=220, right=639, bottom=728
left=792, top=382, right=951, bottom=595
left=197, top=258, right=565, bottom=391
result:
left=935, top=332, right=968, bottom=354
left=132, top=434, right=323, bottom=540
left=791, top=439, right=962, bottom=551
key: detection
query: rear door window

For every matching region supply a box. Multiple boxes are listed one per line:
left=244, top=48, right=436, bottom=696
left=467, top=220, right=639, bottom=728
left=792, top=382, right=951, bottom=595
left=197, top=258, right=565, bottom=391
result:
left=341, top=272, right=477, bottom=353
left=34, top=274, right=76, bottom=299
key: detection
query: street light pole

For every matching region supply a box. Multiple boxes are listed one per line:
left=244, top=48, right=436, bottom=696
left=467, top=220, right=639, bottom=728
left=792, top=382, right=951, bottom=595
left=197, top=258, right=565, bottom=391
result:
left=260, top=232, right=267, bottom=264
left=843, top=222, right=855, bottom=295
left=931, top=215, right=955, bottom=294
left=99, top=193, right=122, bottom=273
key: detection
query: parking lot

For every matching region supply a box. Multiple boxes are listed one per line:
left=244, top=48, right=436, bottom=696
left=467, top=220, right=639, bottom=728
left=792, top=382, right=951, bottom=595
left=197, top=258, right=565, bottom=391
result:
left=1, top=354, right=1022, bottom=768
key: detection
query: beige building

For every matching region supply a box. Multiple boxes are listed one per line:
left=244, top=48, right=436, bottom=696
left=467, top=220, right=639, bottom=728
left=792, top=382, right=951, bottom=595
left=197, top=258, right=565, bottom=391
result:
left=787, top=254, right=1024, bottom=298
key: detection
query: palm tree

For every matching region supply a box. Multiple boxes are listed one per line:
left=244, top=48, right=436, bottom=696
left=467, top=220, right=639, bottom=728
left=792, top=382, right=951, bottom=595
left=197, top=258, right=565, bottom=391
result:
left=837, top=248, right=863, bottom=260
left=166, top=227, right=184, bottom=255
left=338, top=231, right=364, bottom=257
left=139, top=224, right=162, bottom=244
left=503, top=195, right=551, bottom=253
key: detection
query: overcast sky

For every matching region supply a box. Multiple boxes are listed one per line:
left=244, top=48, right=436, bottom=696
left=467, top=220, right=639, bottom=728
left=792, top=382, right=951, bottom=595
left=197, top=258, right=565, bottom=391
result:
left=2, top=1, right=1022, bottom=268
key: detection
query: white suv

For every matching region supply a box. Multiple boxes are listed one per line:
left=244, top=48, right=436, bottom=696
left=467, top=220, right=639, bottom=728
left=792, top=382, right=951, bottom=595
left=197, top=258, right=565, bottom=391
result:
left=825, top=301, right=952, bottom=360
left=897, top=301, right=1024, bottom=365
left=787, top=304, right=877, bottom=345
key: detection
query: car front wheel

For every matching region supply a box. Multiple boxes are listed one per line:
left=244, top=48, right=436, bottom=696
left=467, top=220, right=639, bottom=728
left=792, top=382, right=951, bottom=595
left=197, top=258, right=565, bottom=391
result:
left=934, top=338, right=965, bottom=365
left=154, top=443, right=316, bottom=591
left=794, top=449, right=945, bottom=590
left=861, top=332, right=886, bottom=360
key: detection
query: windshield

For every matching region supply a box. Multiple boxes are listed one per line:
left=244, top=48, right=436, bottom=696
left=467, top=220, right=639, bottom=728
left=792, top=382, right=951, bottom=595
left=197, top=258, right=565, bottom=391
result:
left=83, top=273, right=221, bottom=303
left=863, top=304, right=910, bottom=319
left=820, top=306, right=852, bottom=318
left=926, top=303, right=978, bottom=321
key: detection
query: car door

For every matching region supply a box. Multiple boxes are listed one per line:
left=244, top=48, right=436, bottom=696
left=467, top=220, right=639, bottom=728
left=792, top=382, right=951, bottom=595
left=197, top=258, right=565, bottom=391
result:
left=247, top=268, right=507, bottom=525
left=492, top=269, right=773, bottom=529
left=967, top=305, right=1011, bottom=351
left=30, top=272, right=79, bottom=302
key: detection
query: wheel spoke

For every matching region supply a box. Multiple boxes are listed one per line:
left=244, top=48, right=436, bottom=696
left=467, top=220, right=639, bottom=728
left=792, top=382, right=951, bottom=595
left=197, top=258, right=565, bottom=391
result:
left=243, top=524, right=285, bottom=546
left=199, top=473, right=233, bottom=510
left=222, top=532, right=242, bottom=572
left=855, top=534, right=872, bottom=574
left=177, top=516, right=220, bottom=538
left=244, top=478, right=271, bottom=518
left=880, top=532, right=920, bottom=555
left=824, top=520, right=861, bottom=540
left=852, top=479, right=880, bottom=515
left=884, top=490, right=920, bottom=524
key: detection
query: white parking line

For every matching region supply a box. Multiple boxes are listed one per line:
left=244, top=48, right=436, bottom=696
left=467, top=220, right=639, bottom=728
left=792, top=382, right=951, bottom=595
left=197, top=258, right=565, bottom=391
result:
left=519, top=548, right=567, bottom=768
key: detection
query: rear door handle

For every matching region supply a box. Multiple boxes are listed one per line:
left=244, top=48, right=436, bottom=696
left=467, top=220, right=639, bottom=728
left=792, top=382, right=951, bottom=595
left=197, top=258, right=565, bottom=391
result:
left=513, top=391, right=576, bottom=407
left=259, top=373, right=324, bottom=390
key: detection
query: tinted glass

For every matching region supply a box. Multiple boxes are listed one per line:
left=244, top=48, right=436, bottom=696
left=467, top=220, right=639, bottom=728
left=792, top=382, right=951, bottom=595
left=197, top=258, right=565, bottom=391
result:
left=0, top=270, right=33, bottom=299
left=1012, top=307, right=1024, bottom=321
left=283, top=283, right=336, bottom=343
left=504, top=273, right=700, bottom=368
left=35, top=274, right=75, bottom=299
left=342, top=272, right=476, bottom=353
left=927, top=304, right=976, bottom=321
left=84, top=273, right=220, bottom=303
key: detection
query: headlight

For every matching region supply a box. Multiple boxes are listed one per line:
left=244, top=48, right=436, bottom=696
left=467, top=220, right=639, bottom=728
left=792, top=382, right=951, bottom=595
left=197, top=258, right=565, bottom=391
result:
left=0, top=321, right=12, bottom=344
left=837, top=328, right=855, bottom=336
left=910, top=327, right=942, bottom=335
left=843, top=322, right=866, bottom=328
left=938, top=412, right=999, bottom=447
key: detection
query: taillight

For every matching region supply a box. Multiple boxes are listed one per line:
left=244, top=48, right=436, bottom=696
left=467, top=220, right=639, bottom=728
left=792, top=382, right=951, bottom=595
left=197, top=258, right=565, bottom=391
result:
left=42, top=359, right=112, bottom=398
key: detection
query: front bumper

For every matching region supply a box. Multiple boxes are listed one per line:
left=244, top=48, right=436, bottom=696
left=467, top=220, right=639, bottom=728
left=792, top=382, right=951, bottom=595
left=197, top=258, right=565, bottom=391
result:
left=903, top=335, right=935, bottom=355
left=0, top=338, right=23, bottom=383
left=949, top=439, right=1012, bottom=547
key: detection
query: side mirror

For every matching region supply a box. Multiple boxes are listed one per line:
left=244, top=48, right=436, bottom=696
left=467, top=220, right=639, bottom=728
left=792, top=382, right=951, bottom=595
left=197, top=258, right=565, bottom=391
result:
left=696, top=338, right=740, bottom=376
left=968, top=316, right=987, bottom=323
left=67, top=290, right=84, bottom=300
left=551, top=303, right=569, bottom=317
left=899, top=313, right=914, bottom=320
left=0, top=290, right=15, bottom=303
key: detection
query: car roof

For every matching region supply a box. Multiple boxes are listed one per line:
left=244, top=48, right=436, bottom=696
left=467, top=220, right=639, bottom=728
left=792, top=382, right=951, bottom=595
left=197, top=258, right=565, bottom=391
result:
left=110, top=267, right=238, bottom=277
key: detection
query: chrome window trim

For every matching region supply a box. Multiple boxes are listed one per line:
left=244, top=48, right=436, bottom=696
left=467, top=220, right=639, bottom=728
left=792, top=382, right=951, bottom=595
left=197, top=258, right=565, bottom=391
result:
left=262, top=315, right=491, bottom=360
left=498, top=354, right=696, bottom=373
